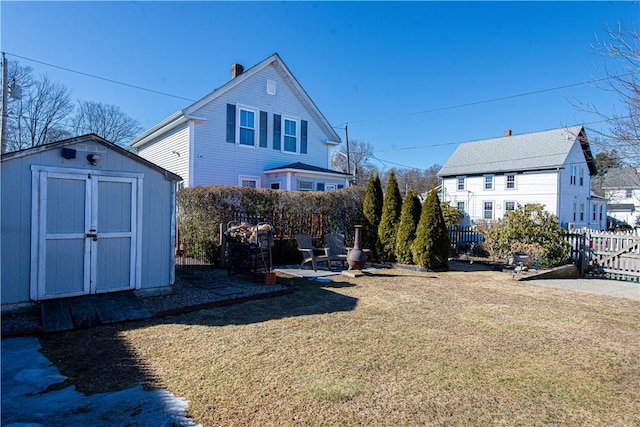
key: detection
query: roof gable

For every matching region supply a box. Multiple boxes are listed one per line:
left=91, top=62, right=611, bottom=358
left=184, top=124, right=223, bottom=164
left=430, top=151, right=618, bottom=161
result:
left=130, top=53, right=340, bottom=148
left=2, top=134, right=182, bottom=181
left=438, top=126, right=595, bottom=177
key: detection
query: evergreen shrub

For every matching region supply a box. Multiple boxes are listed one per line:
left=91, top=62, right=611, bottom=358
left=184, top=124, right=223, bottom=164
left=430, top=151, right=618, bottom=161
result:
left=412, top=190, right=450, bottom=269
left=378, top=170, right=402, bottom=262
left=395, top=190, right=422, bottom=264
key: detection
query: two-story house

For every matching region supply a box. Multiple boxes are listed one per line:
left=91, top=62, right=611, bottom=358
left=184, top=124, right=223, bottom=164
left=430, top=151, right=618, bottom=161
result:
left=599, top=167, right=640, bottom=227
left=130, top=53, right=351, bottom=190
left=437, top=126, right=607, bottom=230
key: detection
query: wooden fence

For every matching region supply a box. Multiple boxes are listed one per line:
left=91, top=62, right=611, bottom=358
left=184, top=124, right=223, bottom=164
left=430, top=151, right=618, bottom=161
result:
left=566, top=228, right=640, bottom=279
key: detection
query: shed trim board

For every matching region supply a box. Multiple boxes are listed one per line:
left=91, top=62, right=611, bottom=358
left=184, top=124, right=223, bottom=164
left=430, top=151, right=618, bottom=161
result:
left=30, top=165, right=143, bottom=301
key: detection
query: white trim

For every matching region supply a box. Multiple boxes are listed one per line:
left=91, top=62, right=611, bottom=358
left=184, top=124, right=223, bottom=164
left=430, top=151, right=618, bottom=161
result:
left=31, top=165, right=143, bottom=180
left=188, top=120, right=195, bottom=187
left=30, top=167, right=141, bottom=300
left=169, top=182, right=177, bottom=285
left=505, top=174, right=516, bottom=190
left=236, top=104, right=259, bottom=148
left=281, top=115, right=300, bottom=154
left=238, top=175, right=261, bottom=188
left=483, top=174, right=494, bottom=191
left=483, top=200, right=495, bottom=220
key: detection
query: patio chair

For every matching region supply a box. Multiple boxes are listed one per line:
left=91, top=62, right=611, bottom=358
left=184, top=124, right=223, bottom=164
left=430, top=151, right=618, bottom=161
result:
left=294, top=234, right=331, bottom=271
left=324, top=233, right=348, bottom=267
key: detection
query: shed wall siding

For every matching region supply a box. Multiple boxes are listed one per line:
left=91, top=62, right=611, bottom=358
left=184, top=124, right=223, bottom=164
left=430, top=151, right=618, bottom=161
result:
left=1, top=141, right=176, bottom=305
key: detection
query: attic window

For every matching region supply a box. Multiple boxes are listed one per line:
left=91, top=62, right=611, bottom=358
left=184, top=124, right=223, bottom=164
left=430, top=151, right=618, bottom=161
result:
left=267, top=80, right=276, bottom=95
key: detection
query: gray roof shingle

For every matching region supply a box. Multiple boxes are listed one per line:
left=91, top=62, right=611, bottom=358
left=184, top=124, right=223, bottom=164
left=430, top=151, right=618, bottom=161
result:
left=437, top=126, right=594, bottom=177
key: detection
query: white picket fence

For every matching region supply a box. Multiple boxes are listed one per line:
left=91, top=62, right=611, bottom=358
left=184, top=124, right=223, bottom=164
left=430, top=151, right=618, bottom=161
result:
left=566, top=228, right=640, bottom=279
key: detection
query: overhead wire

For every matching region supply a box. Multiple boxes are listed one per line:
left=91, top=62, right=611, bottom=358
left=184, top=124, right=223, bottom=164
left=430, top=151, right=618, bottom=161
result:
left=6, top=51, right=636, bottom=168
left=6, top=52, right=197, bottom=102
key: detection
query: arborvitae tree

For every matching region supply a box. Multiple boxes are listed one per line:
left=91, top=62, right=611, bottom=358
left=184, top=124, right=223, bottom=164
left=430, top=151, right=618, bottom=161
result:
left=362, top=173, right=383, bottom=258
left=377, top=170, right=402, bottom=262
left=412, top=189, right=450, bottom=269
left=395, top=190, right=422, bottom=264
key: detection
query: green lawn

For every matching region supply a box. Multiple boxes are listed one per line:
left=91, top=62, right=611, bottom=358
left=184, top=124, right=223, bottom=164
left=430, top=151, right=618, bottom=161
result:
left=40, top=268, right=640, bottom=426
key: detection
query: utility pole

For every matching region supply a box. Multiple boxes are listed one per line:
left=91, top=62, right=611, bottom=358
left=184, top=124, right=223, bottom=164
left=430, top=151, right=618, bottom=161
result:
left=1, top=52, right=8, bottom=154
left=344, top=123, right=350, bottom=175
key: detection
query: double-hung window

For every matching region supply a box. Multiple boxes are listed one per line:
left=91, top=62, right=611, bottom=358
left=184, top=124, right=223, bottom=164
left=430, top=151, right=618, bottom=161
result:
left=283, top=117, right=298, bottom=153
left=457, top=177, right=465, bottom=191
left=483, top=201, right=493, bottom=220
left=570, top=165, right=577, bottom=185
left=505, top=201, right=516, bottom=214
left=457, top=201, right=465, bottom=212
left=506, top=174, right=515, bottom=189
left=484, top=175, right=493, bottom=190
left=238, top=106, right=258, bottom=147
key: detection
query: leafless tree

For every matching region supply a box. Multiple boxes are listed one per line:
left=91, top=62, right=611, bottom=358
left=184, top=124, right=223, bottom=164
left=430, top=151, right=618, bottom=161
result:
left=381, top=164, right=441, bottom=196
left=577, top=23, right=639, bottom=163
left=331, top=138, right=376, bottom=186
left=7, top=75, right=74, bottom=151
left=72, top=100, right=142, bottom=148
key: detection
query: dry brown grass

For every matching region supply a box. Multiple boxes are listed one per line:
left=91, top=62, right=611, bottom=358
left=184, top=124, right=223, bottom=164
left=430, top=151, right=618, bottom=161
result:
left=39, top=266, right=640, bottom=426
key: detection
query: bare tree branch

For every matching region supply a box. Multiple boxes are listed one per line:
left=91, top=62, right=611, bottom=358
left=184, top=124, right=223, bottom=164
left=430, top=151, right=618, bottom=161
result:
left=72, top=100, right=142, bottom=148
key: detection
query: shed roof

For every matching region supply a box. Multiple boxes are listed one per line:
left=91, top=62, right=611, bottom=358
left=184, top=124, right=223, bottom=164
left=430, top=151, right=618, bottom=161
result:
left=2, top=134, right=183, bottom=181
left=437, top=125, right=596, bottom=177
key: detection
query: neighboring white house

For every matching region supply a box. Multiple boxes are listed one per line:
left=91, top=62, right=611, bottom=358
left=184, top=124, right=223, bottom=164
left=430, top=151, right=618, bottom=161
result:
left=599, top=167, right=640, bottom=227
left=437, top=126, right=607, bottom=230
left=1, top=134, right=182, bottom=308
left=130, top=53, right=351, bottom=191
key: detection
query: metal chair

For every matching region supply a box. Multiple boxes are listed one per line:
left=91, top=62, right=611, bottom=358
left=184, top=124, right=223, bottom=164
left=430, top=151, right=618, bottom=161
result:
left=294, top=234, right=330, bottom=271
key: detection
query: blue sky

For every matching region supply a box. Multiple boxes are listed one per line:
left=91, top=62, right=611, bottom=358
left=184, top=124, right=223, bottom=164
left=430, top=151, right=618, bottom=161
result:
left=1, top=1, right=637, bottom=170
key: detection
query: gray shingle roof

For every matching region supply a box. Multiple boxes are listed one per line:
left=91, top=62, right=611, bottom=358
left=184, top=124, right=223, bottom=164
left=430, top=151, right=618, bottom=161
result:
left=601, top=167, right=640, bottom=189
left=437, top=126, right=594, bottom=177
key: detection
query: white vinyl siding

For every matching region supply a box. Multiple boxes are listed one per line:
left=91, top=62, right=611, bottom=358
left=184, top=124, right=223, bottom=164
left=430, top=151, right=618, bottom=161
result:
left=135, top=123, right=190, bottom=186
left=186, top=64, right=333, bottom=187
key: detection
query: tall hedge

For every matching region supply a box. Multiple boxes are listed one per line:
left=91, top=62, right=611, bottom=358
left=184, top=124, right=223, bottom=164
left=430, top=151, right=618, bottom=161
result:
left=377, top=170, right=402, bottom=262
left=412, top=190, right=450, bottom=269
left=176, top=185, right=365, bottom=262
left=361, top=174, right=383, bottom=258
left=395, top=190, right=422, bottom=264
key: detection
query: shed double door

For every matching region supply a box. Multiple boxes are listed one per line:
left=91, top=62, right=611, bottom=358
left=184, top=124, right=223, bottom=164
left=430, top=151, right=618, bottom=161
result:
left=33, top=170, right=139, bottom=300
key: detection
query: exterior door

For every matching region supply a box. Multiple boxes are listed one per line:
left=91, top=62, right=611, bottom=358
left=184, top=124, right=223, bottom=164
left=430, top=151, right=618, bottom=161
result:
left=32, top=169, right=139, bottom=300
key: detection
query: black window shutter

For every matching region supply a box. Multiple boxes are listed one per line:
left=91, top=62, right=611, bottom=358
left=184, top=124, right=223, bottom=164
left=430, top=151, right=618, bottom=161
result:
left=273, top=114, right=281, bottom=150
left=226, top=104, right=236, bottom=143
left=301, top=120, right=308, bottom=154
left=259, top=111, right=268, bottom=148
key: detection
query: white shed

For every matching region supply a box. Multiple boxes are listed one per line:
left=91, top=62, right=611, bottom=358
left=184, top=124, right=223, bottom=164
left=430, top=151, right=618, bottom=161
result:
left=1, top=134, right=182, bottom=308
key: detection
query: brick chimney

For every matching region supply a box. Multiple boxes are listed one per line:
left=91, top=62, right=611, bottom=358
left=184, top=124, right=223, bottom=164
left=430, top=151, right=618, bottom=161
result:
left=504, top=129, right=512, bottom=137
left=231, top=63, right=244, bottom=79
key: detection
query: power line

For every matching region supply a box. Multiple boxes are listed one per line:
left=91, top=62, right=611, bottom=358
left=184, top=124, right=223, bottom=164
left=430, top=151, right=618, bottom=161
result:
left=6, top=52, right=196, bottom=102
left=338, top=71, right=637, bottom=126
left=370, top=116, right=633, bottom=154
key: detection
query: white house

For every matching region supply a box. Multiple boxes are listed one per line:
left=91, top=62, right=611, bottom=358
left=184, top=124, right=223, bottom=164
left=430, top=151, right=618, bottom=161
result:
left=130, top=53, right=351, bottom=191
left=599, top=167, right=640, bottom=227
left=1, top=134, right=182, bottom=308
left=437, top=126, right=607, bottom=230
